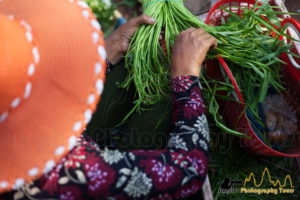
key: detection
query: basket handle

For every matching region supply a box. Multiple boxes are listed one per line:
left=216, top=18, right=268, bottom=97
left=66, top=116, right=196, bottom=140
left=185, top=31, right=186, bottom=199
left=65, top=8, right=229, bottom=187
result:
left=282, top=18, right=300, bottom=70
left=205, top=0, right=257, bottom=24
left=217, top=56, right=245, bottom=105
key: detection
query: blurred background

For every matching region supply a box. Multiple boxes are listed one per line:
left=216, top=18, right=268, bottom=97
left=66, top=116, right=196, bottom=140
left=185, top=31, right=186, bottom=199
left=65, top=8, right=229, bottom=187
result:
left=85, top=0, right=300, bottom=36
left=285, top=0, right=300, bottom=21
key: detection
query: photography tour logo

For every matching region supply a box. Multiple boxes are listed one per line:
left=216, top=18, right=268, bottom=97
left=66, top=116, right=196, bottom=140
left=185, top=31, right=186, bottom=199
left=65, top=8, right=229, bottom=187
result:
left=219, top=168, right=295, bottom=195
left=218, top=177, right=243, bottom=194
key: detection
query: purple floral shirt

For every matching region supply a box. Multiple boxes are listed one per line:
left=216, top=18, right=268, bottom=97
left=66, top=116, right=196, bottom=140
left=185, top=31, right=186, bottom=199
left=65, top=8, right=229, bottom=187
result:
left=2, top=75, right=209, bottom=200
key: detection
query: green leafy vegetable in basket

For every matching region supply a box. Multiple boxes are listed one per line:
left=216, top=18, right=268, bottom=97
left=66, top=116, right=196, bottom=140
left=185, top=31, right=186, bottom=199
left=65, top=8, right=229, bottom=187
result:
left=120, top=0, right=295, bottom=138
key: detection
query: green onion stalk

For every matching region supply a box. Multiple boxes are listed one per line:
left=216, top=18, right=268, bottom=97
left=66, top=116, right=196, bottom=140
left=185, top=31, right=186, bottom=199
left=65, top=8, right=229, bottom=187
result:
left=120, top=0, right=294, bottom=138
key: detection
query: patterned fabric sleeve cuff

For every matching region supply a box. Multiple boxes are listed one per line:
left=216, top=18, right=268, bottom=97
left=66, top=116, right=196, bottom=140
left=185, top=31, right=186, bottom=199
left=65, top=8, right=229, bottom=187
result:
left=170, top=75, right=202, bottom=101
left=105, top=59, right=115, bottom=75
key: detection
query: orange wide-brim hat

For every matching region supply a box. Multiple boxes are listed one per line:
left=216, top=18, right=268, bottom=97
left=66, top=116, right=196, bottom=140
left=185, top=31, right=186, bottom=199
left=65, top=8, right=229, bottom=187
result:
left=0, top=0, right=106, bottom=193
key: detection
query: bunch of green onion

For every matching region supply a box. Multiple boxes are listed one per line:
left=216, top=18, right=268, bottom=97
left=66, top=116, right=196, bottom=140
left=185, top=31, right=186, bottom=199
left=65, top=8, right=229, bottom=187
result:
left=120, top=0, right=295, bottom=137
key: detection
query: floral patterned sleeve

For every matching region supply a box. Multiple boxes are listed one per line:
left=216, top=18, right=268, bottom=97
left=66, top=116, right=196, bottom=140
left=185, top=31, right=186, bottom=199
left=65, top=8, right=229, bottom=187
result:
left=10, top=75, right=209, bottom=200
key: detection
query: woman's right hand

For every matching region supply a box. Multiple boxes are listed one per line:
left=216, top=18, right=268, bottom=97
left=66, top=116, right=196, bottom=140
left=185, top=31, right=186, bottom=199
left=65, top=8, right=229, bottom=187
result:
left=171, top=28, right=217, bottom=78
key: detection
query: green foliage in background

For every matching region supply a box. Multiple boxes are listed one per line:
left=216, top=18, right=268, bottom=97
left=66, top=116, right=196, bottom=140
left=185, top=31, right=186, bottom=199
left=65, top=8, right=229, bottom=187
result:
left=117, top=0, right=140, bottom=8
left=85, top=0, right=116, bottom=35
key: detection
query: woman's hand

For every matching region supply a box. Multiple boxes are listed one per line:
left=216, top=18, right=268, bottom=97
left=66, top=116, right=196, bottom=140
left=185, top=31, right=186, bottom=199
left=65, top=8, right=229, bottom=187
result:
left=171, top=28, right=217, bottom=78
left=105, top=14, right=156, bottom=65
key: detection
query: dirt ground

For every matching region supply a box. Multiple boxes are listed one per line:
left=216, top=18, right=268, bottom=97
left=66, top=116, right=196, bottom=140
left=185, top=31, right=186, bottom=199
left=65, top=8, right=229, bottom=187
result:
left=285, top=0, right=300, bottom=22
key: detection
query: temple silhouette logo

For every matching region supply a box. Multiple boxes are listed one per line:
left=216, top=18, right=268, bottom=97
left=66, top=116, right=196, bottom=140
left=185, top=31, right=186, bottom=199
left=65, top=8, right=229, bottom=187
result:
left=219, top=167, right=295, bottom=195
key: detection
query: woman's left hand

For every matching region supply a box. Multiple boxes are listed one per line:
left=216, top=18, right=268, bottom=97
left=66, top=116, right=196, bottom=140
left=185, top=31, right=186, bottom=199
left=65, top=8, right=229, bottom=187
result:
left=105, top=14, right=156, bottom=65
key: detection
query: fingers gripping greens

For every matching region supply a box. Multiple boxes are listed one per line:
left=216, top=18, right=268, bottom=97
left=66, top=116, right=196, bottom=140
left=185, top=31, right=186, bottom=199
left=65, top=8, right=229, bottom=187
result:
left=120, top=0, right=293, bottom=137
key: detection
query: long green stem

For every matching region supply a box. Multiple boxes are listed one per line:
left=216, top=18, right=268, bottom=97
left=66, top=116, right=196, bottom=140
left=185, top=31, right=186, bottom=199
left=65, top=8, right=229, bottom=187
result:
left=120, top=0, right=292, bottom=138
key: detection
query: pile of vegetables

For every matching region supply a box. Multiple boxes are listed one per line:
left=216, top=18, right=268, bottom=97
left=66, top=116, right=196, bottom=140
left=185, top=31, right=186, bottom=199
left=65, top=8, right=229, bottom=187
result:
left=120, top=0, right=296, bottom=138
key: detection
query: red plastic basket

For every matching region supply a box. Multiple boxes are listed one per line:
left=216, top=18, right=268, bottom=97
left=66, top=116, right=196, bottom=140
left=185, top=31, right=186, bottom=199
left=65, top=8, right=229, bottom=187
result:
left=205, top=0, right=300, bottom=157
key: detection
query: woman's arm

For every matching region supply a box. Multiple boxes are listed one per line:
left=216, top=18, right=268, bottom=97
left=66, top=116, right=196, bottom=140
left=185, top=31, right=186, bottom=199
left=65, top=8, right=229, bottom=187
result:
left=10, top=76, right=208, bottom=200
left=10, top=28, right=217, bottom=200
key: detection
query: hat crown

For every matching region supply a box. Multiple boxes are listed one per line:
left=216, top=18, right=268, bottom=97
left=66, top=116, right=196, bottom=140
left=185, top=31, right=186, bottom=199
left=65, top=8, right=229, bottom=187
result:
left=0, top=0, right=107, bottom=193
left=0, top=14, right=37, bottom=118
